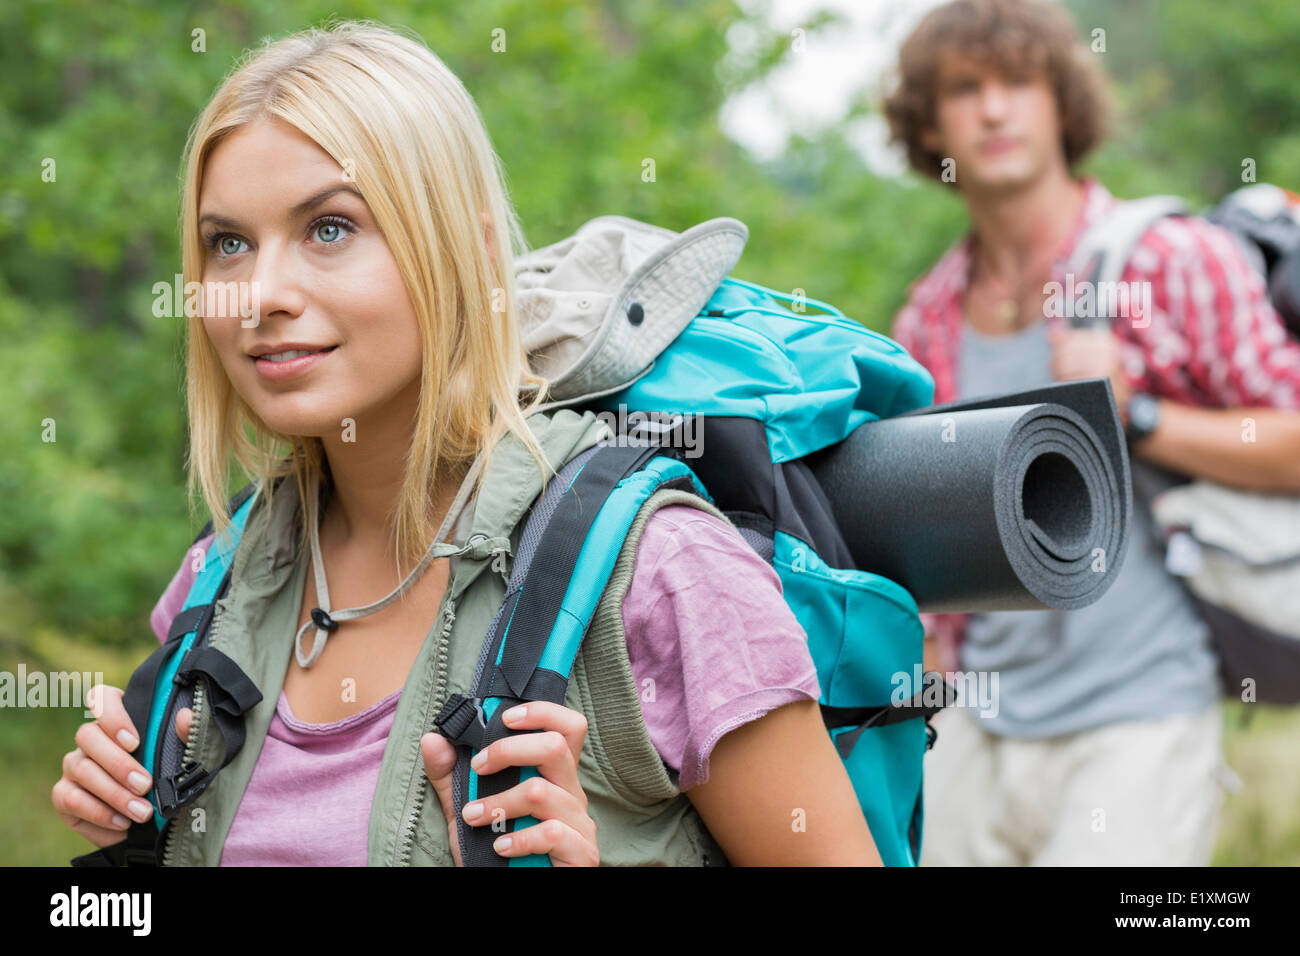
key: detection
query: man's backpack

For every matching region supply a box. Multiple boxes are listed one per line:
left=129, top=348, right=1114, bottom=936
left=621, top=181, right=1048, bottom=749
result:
left=1068, top=186, right=1300, bottom=705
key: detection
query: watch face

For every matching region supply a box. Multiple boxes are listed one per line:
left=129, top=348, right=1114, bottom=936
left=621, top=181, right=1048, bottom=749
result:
left=1130, top=394, right=1159, bottom=433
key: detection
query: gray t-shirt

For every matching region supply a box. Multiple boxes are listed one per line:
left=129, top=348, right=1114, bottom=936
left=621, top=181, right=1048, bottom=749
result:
left=956, top=318, right=1221, bottom=737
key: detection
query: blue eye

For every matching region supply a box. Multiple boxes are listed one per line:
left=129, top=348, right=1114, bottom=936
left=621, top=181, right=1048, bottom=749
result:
left=202, top=234, right=247, bottom=257
left=201, top=232, right=246, bottom=258
left=202, top=214, right=356, bottom=259
left=311, top=216, right=354, bottom=245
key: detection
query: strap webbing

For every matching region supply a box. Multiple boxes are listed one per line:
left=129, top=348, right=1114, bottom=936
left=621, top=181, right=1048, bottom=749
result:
left=166, top=605, right=207, bottom=643
left=821, top=674, right=958, bottom=758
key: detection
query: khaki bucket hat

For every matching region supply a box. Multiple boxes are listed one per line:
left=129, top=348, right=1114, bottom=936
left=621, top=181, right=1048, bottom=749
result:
left=516, top=215, right=748, bottom=410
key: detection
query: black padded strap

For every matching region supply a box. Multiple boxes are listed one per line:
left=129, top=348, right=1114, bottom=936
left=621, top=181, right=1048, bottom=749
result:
left=461, top=703, right=527, bottom=868
left=120, top=637, right=186, bottom=756
left=494, top=442, right=667, bottom=698
left=445, top=431, right=694, bottom=867
left=69, top=820, right=164, bottom=867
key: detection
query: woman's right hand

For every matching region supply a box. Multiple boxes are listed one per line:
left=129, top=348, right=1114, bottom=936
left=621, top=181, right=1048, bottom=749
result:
left=51, top=683, right=190, bottom=848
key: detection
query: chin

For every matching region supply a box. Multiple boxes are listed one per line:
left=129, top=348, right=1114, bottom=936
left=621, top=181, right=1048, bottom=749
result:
left=968, top=160, right=1040, bottom=192
left=247, top=398, right=344, bottom=443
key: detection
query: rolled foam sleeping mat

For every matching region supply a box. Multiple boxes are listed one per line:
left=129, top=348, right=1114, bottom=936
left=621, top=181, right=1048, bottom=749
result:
left=807, top=378, right=1133, bottom=613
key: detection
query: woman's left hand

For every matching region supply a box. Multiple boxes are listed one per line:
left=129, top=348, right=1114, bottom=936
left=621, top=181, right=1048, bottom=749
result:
left=421, top=701, right=599, bottom=866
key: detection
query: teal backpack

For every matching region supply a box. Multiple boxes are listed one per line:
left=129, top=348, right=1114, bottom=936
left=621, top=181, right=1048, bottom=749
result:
left=436, top=274, right=941, bottom=866
left=73, top=223, right=942, bottom=868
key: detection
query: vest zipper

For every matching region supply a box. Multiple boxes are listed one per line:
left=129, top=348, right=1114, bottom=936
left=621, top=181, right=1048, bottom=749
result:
left=394, top=596, right=456, bottom=865
left=161, top=675, right=206, bottom=866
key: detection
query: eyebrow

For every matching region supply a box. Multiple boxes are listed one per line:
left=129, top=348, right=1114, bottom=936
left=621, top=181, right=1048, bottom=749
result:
left=197, top=185, right=366, bottom=231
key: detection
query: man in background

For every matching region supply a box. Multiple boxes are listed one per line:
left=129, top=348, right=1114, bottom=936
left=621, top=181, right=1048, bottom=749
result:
left=884, top=0, right=1300, bottom=865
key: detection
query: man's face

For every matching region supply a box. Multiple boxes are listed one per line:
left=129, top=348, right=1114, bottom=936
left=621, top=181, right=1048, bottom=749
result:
left=921, top=53, right=1065, bottom=192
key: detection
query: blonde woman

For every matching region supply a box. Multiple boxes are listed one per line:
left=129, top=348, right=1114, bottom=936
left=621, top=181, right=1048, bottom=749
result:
left=51, top=20, right=879, bottom=866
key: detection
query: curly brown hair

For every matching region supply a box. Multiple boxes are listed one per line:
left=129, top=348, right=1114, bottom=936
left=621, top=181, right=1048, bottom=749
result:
left=882, top=0, right=1109, bottom=182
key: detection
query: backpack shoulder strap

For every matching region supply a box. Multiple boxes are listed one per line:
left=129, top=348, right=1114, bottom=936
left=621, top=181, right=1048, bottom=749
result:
left=71, top=483, right=265, bottom=867
left=1070, top=194, right=1190, bottom=287
left=436, top=434, right=712, bottom=867
left=191, top=481, right=259, bottom=546
left=140, top=485, right=264, bottom=819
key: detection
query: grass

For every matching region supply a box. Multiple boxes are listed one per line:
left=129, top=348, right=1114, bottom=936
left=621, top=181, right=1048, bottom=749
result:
left=1212, top=700, right=1300, bottom=865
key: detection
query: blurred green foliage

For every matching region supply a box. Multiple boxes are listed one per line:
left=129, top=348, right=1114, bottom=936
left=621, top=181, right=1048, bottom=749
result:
left=2, top=0, right=1298, bottom=864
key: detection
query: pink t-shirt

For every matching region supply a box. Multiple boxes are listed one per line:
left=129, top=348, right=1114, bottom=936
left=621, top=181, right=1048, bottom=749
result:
left=149, top=504, right=820, bottom=866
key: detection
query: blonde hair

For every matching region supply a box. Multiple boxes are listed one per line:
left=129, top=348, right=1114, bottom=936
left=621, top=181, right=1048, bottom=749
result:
left=180, top=19, right=554, bottom=572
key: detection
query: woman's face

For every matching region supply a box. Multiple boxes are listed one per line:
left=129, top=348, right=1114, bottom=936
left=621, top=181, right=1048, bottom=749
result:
left=198, top=116, right=423, bottom=440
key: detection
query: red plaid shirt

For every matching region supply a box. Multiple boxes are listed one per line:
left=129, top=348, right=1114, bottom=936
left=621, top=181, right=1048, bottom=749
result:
left=889, top=177, right=1300, bottom=664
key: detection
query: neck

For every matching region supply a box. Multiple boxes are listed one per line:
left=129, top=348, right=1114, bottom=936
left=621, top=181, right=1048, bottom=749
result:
left=315, top=380, right=467, bottom=572
left=965, top=166, right=1085, bottom=278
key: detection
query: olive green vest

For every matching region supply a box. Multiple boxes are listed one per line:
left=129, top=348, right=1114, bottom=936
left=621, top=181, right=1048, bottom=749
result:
left=160, top=408, right=729, bottom=866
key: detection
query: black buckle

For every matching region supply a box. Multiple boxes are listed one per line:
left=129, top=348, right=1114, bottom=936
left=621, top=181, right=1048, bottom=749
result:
left=158, top=759, right=211, bottom=812
left=434, top=693, right=489, bottom=750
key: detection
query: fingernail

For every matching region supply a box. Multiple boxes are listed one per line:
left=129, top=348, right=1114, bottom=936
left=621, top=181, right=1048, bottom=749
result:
left=128, top=799, right=152, bottom=823
left=117, top=729, right=139, bottom=751
left=128, top=771, right=150, bottom=794
left=494, top=836, right=512, bottom=854
left=503, top=705, right=525, bottom=723
left=471, top=751, right=485, bottom=771
left=463, top=802, right=483, bottom=821
left=111, top=814, right=130, bottom=830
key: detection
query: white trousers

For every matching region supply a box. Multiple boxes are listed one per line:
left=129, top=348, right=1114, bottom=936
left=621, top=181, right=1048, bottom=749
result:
left=919, top=703, right=1226, bottom=866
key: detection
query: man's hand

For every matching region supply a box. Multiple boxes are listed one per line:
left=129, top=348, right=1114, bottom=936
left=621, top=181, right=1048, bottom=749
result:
left=1048, top=324, right=1134, bottom=425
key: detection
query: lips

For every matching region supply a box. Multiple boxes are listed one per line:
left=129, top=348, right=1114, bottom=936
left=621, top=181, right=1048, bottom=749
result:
left=981, top=137, right=1019, bottom=155
left=250, top=345, right=337, bottom=381
left=258, top=347, right=330, bottom=362
left=248, top=342, right=336, bottom=359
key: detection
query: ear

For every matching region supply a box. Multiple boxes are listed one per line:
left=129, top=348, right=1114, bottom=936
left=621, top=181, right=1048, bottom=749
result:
left=920, top=125, right=941, bottom=156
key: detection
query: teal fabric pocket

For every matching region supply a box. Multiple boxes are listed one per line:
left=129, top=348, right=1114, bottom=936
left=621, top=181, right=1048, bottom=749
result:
left=774, top=530, right=926, bottom=866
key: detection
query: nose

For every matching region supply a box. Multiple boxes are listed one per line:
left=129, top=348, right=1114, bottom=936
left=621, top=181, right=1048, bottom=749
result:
left=978, top=78, right=1011, bottom=121
left=242, top=237, right=308, bottom=328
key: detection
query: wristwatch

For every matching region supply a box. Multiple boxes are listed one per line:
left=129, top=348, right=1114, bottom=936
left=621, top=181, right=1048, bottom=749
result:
left=1125, top=392, right=1162, bottom=444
